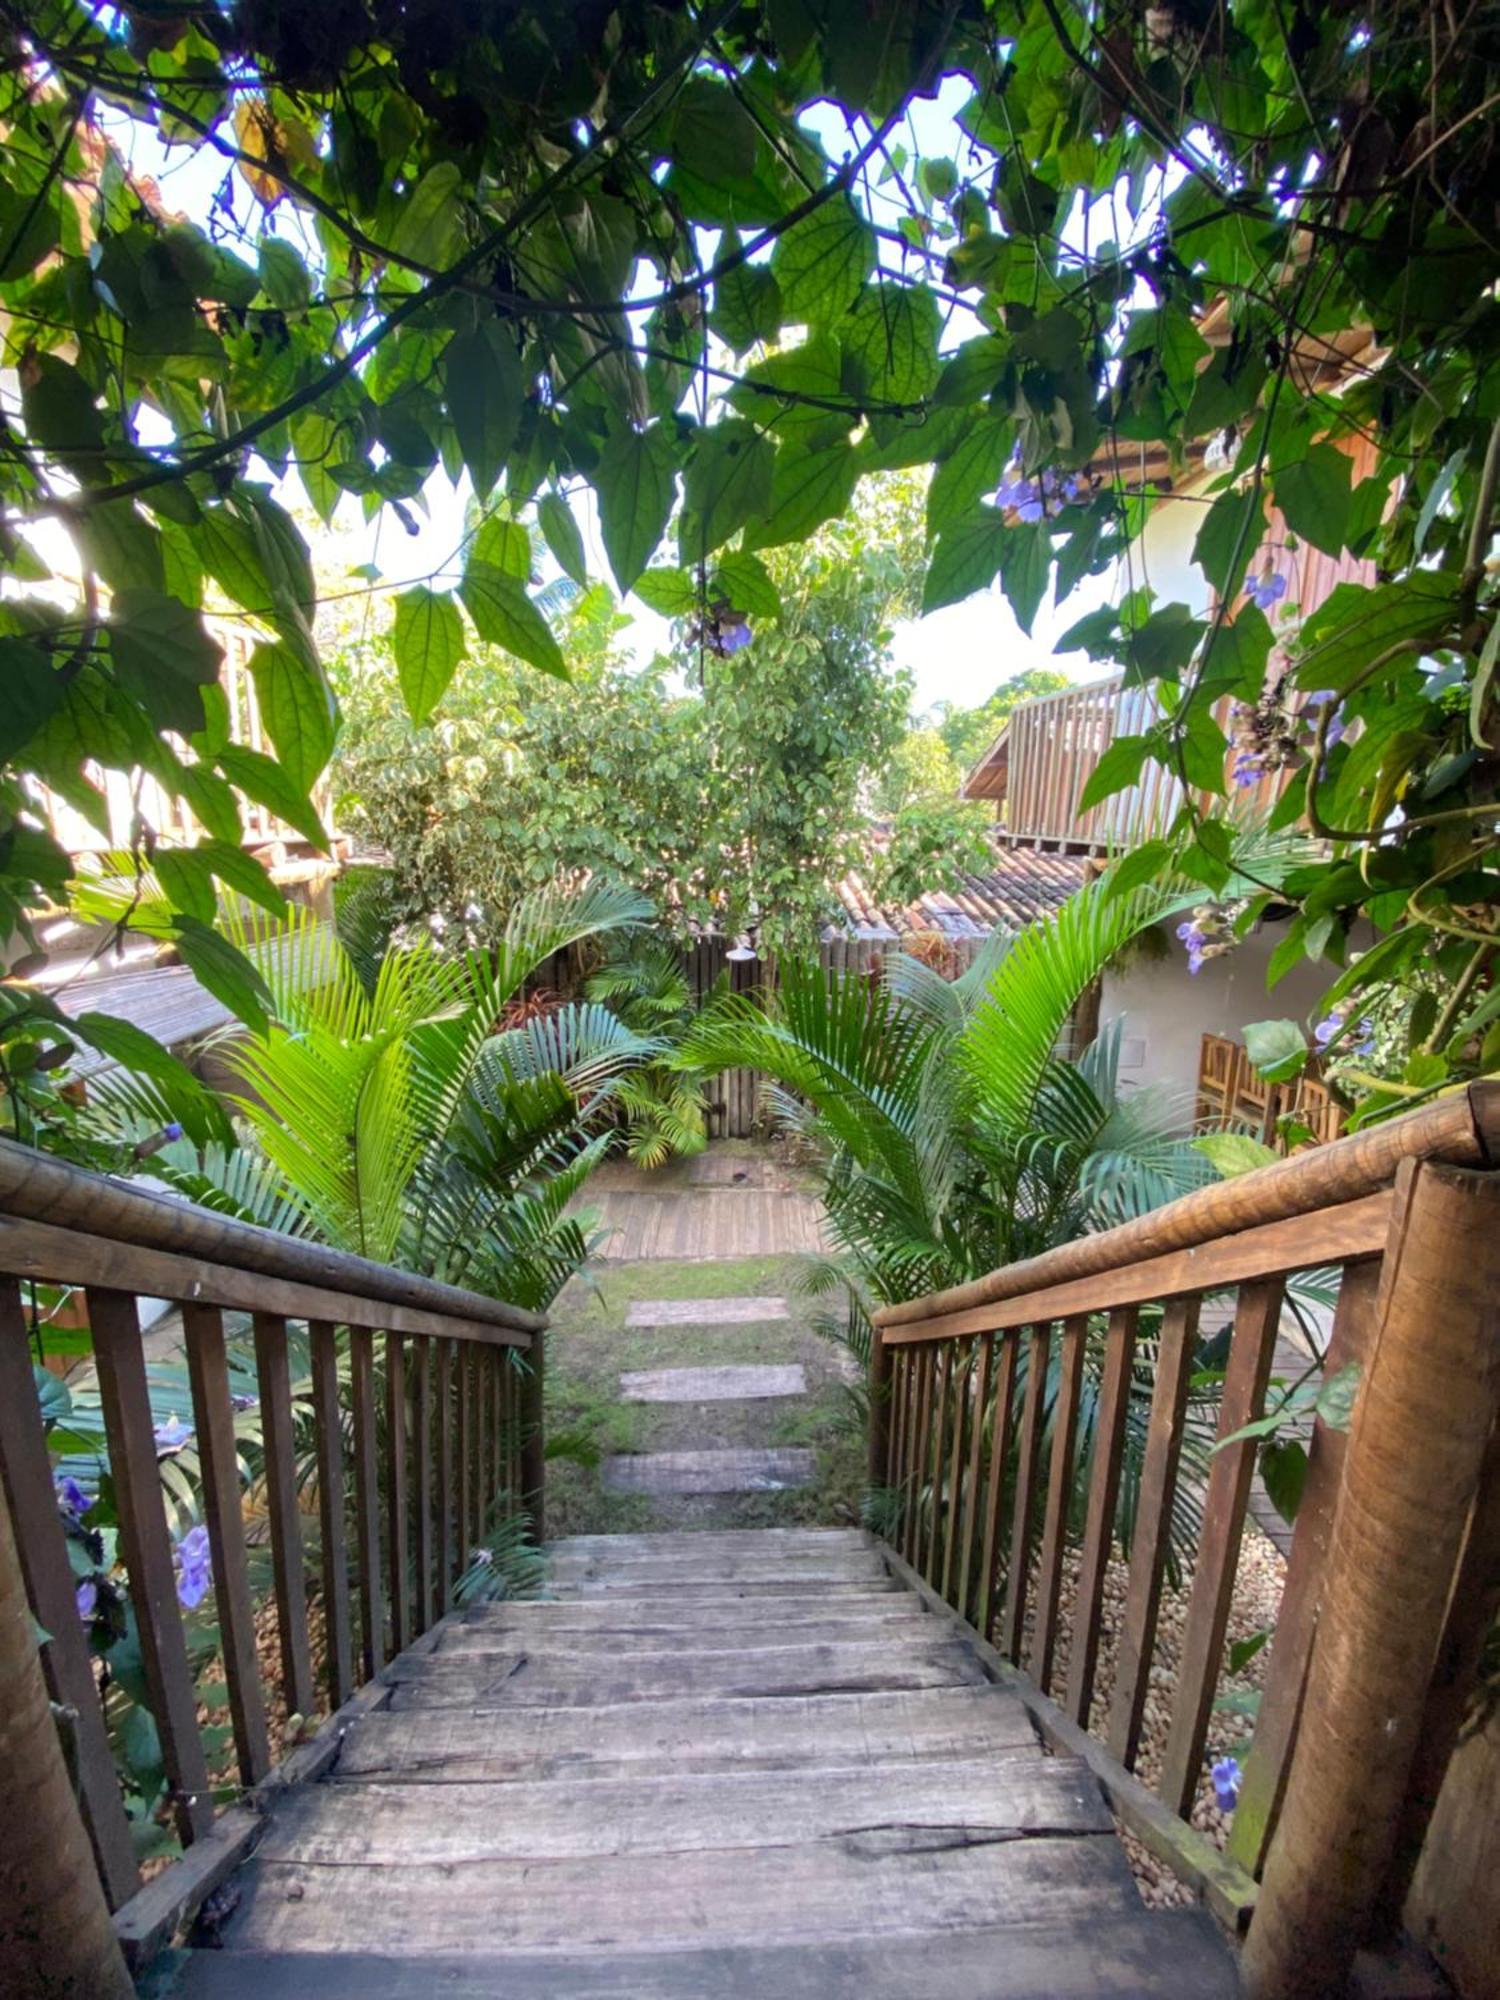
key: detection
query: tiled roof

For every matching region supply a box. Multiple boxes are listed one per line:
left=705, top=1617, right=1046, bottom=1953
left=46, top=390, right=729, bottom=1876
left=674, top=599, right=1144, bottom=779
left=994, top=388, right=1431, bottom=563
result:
left=831, top=835, right=1087, bottom=941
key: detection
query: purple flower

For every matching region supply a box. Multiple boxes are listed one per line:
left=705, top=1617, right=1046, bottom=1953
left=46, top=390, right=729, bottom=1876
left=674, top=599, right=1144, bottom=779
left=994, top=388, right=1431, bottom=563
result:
left=174, top=1524, right=212, bottom=1611
left=472, top=1546, right=493, bottom=1566
left=1176, top=919, right=1208, bottom=976
left=1245, top=567, right=1287, bottom=612
left=153, top=1412, right=193, bottom=1455
left=715, top=615, right=753, bottom=656
left=1231, top=750, right=1264, bottom=789
left=229, top=1391, right=259, bottom=1412
left=75, top=1578, right=98, bottom=1621
left=164, top=1121, right=183, bottom=1142
left=55, top=1474, right=92, bottom=1520
left=1304, top=690, right=1345, bottom=750
left=1315, top=1010, right=1374, bottom=1056
left=1211, top=1756, right=1242, bottom=1814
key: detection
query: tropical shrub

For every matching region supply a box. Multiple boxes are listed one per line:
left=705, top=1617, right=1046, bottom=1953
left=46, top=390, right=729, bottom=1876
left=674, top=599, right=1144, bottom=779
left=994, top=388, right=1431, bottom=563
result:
left=584, top=934, right=710, bottom=1168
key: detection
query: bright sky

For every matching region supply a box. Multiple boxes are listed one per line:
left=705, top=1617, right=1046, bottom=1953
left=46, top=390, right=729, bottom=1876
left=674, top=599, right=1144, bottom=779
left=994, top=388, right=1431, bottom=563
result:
left=100, top=68, right=1136, bottom=719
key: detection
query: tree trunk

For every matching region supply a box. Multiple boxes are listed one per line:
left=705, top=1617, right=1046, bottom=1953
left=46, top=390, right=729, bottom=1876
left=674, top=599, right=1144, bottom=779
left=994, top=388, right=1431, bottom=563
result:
left=0, top=1473, right=132, bottom=1998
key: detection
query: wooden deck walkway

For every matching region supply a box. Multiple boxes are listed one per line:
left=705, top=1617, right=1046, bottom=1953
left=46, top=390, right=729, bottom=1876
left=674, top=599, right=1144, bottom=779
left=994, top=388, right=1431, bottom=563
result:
left=170, top=1529, right=1238, bottom=1997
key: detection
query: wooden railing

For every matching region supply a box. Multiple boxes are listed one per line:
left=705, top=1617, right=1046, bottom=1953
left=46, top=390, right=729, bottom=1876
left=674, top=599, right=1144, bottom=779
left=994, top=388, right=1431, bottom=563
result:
left=867, top=1083, right=1500, bottom=1997
left=1197, top=1030, right=1346, bottom=1149
left=0, top=1140, right=544, bottom=1975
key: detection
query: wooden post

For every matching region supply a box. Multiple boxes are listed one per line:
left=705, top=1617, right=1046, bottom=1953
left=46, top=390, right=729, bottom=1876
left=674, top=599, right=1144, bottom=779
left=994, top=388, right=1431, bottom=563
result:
left=867, top=1329, right=894, bottom=1490
left=1243, top=1162, right=1500, bottom=2000
left=519, top=1329, right=546, bottom=1545
left=0, top=1470, right=133, bottom=1999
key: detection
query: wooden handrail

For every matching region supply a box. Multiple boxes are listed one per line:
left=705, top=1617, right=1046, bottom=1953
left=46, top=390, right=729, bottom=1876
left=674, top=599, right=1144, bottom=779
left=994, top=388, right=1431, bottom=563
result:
left=0, top=1137, right=542, bottom=1338
left=0, top=1143, right=544, bottom=1982
left=874, top=1080, right=1499, bottom=1328
left=865, top=1087, right=1500, bottom=1988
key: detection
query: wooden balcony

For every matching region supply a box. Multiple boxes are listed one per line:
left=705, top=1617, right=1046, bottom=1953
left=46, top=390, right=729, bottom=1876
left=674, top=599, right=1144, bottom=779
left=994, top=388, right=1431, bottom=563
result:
left=1196, top=1031, right=1346, bottom=1149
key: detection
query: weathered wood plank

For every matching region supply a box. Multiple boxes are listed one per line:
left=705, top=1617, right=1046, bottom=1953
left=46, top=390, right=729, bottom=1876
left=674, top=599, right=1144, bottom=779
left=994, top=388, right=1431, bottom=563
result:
left=547, top=1528, right=869, bottom=1557
left=544, top=1546, right=889, bottom=1586
left=940, top=1341, right=973, bottom=1603
left=333, top=1684, right=1040, bottom=1784
left=385, top=1637, right=986, bottom=1709
left=955, top=1332, right=994, bottom=1629
left=434, top=1338, right=453, bottom=1617
left=183, top=1302, right=272, bottom=1784
left=164, top=1910, right=1242, bottom=2000
left=260, top=1756, right=1111, bottom=1864
left=441, top=1611, right=934, bottom=1654
left=411, top=1337, right=434, bottom=1639
left=905, top=1340, right=935, bottom=1567
left=221, top=1832, right=1139, bottom=1956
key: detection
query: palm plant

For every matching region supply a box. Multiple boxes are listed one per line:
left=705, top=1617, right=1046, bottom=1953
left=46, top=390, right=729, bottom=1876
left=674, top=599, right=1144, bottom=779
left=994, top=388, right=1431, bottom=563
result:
left=678, top=850, right=1298, bottom=1569
left=584, top=934, right=708, bottom=1168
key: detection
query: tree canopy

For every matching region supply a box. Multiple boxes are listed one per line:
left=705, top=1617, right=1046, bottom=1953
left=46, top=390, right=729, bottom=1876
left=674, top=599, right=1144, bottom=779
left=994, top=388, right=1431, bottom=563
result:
left=1, top=0, right=1497, bottom=1103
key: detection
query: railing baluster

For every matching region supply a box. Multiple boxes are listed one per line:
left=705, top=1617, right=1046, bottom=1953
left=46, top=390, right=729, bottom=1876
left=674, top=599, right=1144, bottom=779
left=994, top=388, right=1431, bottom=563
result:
left=350, top=1326, right=386, bottom=1675
left=1107, top=1294, right=1201, bottom=1769
left=903, top=1343, right=934, bottom=1566
left=0, top=1281, right=138, bottom=1906
left=88, top=1288, right=214, bottom=1843
left=922, top=1342, right=952, bottom=1585
left=975, top=1332, right=1019, bottom=1642
left=520, top=1327, right=546, bottom=1543
left=456, top=1342, right=472, bottom=1572
left=1160, top=1278, right=1285, bottom=1816
left=183, top=1303, right=272, bottom=1784
left=488, top=1344, right=502, bottom=1521
left=252, top=1312, right=315, bottom=1720
left=412, top=1338, right=434, bottom=1636
left=867, top=1329, right=894, bottom=1490
left=435, top=1338, right=454, bottom=1610
left=1064, top=1305, right=1138, bottom=1728
left=1031, top=1312, right=1088, bottom=1693
left=308, top=1319, right=353, bottom=1711
left=1228, top=1262, right=1379, bottom=1871
left=385, top=1333, right=411, bottom=1653
left=940, top=1340, right=972, bottom=1604
left=955, top=1332, right=994, bottom=1625
left=1000, top=1323, right=1051, bottom=1661
left=888, top=1346, right=911, bottom=1529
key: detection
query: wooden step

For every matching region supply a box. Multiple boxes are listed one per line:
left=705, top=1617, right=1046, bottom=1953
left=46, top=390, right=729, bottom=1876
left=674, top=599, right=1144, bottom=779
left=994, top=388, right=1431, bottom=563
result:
left=458, top=1588, right=919, bottom=1632
left=546, top=1527, right=869, bottom=1558
left=167, top=1909, right=1241, bottom=1998
left=218, top=1829, right=1143, bottom=1956
left=333, top=1685, right=1040, bottom=1784
left=260, top=1756, right=1112, bottom=1864
left=551, top=1574, right=900, bottom=1598
left=544, top=1548, right=892, bottom=1590
left=383, top=1636, right=986, bottom=1709
left=440, top=1609, right=933, bottom=1654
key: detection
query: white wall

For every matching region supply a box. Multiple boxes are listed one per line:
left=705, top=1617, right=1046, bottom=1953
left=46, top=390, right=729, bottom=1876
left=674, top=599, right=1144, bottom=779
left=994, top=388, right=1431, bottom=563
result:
left=1100, top=920, right=1330, bottom=1108
left=1129, top=483, right=1215, bottom=619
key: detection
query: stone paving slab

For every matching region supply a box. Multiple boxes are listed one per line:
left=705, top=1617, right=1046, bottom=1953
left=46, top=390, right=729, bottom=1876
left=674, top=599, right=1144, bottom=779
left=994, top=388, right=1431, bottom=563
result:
left=619, top=1365, right=807, bottom=1404
left=603, top=1449, right=815, bottom=1496
left=625, top=1297, right=790, bottom=1328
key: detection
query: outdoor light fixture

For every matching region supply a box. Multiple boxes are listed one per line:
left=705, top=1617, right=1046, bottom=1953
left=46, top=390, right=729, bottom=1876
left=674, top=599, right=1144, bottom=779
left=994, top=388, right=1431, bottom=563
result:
left=725, top=936, right=757, bottom=962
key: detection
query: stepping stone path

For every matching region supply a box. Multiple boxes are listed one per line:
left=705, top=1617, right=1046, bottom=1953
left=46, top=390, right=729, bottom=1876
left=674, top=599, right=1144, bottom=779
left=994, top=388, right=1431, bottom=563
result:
left=604, top=1447, right=815, bottom=1496
left=626, top=1296, right=790, bottom=1327
left=620, top=1364, right=807, bottom=1403
left=606, top=1294, right=814, bottom=1506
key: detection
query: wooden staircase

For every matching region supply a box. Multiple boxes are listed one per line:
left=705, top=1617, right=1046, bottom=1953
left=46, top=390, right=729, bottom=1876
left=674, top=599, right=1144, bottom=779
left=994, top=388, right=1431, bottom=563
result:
left=170, top=1528, right=1238, bottom=1997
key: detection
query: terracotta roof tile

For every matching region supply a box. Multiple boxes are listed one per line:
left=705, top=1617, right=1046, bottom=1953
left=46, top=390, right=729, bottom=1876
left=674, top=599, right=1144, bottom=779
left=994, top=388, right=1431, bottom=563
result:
left=831, top=835, right=1086, bottom=940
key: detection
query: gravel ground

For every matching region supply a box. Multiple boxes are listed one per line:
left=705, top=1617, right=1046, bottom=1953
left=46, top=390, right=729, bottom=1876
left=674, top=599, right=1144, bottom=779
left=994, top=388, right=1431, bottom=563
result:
left=1024, top=1525, right=1288, bottom=1908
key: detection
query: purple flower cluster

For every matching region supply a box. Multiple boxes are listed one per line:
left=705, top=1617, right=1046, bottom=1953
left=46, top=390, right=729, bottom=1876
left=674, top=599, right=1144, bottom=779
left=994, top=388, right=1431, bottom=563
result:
left=996, top=458, right=1082, bottom=522
left=174, top=1524, right=212, bottom=1611
left=75, top=1578, right=98, bottom=1621
left=690, top=605, right=753, bottom=658
left=1211, top=1756, right=1242, bottom=1814
left=1304, top=688, right=1345, bottom=752
left=1314, top=1010, right=1375, bottom=1056
left=1176, top=903, right=1240, bottom=976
